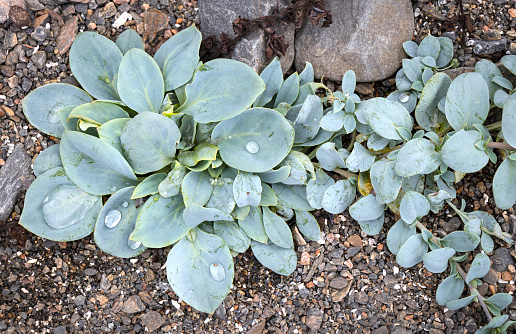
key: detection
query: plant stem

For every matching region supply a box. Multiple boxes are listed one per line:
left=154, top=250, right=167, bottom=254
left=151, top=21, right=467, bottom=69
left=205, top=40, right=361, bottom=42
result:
left=455, top=265, right=493, bottom=323
left=312, top=162, right=357, bottom=179
left=347, top=130, right=356, bottom=151
left=414, top=221, right=493, bottom=323
left=485, top=121, right=502, bottom=131
left=486, top=142, right=515, bottom=150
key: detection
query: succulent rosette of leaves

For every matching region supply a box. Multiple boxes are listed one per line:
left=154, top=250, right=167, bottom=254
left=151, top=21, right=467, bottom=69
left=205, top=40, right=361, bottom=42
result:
left=20, top=27, right=516, bottom=331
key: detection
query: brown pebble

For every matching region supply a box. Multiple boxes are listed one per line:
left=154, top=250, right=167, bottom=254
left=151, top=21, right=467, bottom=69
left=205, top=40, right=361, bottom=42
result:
left=176, top=18, right=183, bottom=24
left=87, top=22, right=97, bottom=30
left=505, top=284, right=516, bottom=293
left=300, top=251, right=310, bottom=265
left=508, top=264, right=515, bottom=274
left=347, top=235, right=362, bottom=248
left=509, top=8, right=516, bottom=18
left=141, top=3, right=150, bottom=10
left=501, top=271, right=513, bottom=281
left=1, top=105, right=14, bottom=117
left=9, top=6, right=30, bottom=27
left=0, top=159, right=5, bottom=166
left=33, top=14, right=49, bottom=28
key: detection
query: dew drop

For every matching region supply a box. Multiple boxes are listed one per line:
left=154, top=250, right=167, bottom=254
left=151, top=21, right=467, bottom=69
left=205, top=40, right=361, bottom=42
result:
left=48, top=109, right=61, bottom=124
left=399, top=93, right=410, bottom=103
left=121, top=201, right=129, bottom=208
left=128, top=238, right=141, bottom=250
left=104, top=210, right=121, bottom=228
left=245, top=141, right=260, bottom=154
left=110, top=186, right=117, bottom=192
left=209, top=263, right=225, bottom=282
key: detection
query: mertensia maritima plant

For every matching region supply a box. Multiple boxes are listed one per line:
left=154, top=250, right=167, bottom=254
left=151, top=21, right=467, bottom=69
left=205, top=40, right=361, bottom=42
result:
left=20, top=26, right=516, bottom=332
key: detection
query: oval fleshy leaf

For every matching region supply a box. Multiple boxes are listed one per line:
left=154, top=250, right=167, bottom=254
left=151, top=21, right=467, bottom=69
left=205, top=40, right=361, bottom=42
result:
left=359, top=97, right=413, bottom=140
left=250, top=240, right=296, bottom=275
left=212, top=108, right=294, bottom=173
left=20, top=168, right=101, bottom=242
left=386, top=219, right=416, bottom=255
left=33, top=144, right=62, bottom=177
left=436, top=275, right=465, bottom=306
left=238, top=206, right=268, bottom=243
left=115, top=29, right=144, bottom=54
left=131, top=173, right=167, bottom=199
left=415, top=73, right=451, bottom=131
left=94, top=187, right=147, bottom=258
left=466, top=253, right=490, bottom=283
left=349, top=194, right=384, bottom=221
left=422, top=247, right=455, bottom=273
left=262, top=207, right=293, bottom=249
left=321, top=179, right=356, bottom=214
left=441, top=130, right=489, bottom=173
left=120, top=112, right=181, bottom=174
left=117, top=49, right=165, bottom=113
left=233, top=172, right=262, bottom=207
left=176, top=59, right=265, bottom=123
left=22, top=83, right=93, bottom=137
left=396, top=234, right=428, bottom=268
left=166, top=229, right=234, bottom=313
left=60, top=131, right=138, bottom=195
left=400, top=191, right=430, bottom=224
left=493, top=157, right=516, bottom=210
left=70, top=32, right=122, bottom=100
left=370, top=159, right=402, bottom=204
left=214, top=220, right=250, bottom=253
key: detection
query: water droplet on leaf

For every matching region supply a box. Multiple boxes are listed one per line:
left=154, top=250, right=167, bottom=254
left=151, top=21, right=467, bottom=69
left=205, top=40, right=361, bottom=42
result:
left=121, top=201, right=129, bottom=208
left=127, top=238, right=141, bottom=250
left=48, top=109, right=61, bottom=124
left=246, top=141, right=259, bottom=154
left=110, top=186, right=117, bottom=192
left=104, top=210, right=121, bottom=228
left=209, top=263, right=225, bottom=282
left=399, top=93, right=410, bottom=103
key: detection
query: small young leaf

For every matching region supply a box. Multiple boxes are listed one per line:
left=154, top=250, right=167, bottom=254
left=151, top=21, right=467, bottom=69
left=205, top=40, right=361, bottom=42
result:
left=396, top=234, right=428, bottom=268
left=436, top=275, right=465, bottom=306
left=422, top=247, right=455, bottom=273
left=441, top=231, right=480, bottom=252
left=386, top=219, right=416, bottom=255
left=465, top=253, right=491, bottom=283
left=250, top=240, right=296, bottom=275
left=399, top=191, right=430, bottom=225
left=446, top=294, right=477, bottom=311
left=295, top=210, right=321, bottom=242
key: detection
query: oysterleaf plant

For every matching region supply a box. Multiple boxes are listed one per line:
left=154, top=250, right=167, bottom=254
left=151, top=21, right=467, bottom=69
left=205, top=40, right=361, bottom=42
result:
left=20, top=28, right=515, bottom=330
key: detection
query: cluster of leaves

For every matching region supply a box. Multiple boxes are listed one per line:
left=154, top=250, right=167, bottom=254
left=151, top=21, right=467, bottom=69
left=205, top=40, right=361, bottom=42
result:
left=19, top=26, right=516, bottom=331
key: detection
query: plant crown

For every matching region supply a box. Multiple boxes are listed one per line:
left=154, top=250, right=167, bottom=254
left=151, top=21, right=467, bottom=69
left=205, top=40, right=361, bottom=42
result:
left=20, top=28, right=516, bottom=331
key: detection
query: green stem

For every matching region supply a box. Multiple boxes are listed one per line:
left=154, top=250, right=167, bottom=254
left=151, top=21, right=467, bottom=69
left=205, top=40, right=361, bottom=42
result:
left=312, top=162, right=357, bottom=179
left=347, top=130, right=356, bottom=151
left=414, top=221, right=493, bottom=323
left=485, top=121, right=502, bottom=131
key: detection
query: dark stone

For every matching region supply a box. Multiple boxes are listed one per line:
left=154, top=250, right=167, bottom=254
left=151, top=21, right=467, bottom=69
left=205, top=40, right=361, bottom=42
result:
left=372, top=327, right=388, bottom=334
left=83, top=268, right=98, bottom=276
left=355, top=291, right=369, bottom=304
left=140, top=310, right=164, bottom=332
left=472, top=38, right=507, bottom=56
left=121, top=295, right=146, bottom=314
left=53, top=326, right=67, bottom=334
left=0, top=144, right=32, bottom=222
left=329, top=276, right=348, bottom=289
left=442, top=217, right=461, bottom=233
left=492, top=247, right=514, bottom=272
left=212, top=302, right=227, bottom=320
left=31, top=51, right=46, bottom=69
left=294, top=0, right=414, bottom=82
left=9, top=5, right=30, bottom=27
left=74, top=295, right=86, bottom=306
left=4, top=30, right=18, bottom=50
left=247, top=320, right=265, bottom=334
left=26, top=0, right=46, bottom=11
left=199, top=0, right=295, bottom=73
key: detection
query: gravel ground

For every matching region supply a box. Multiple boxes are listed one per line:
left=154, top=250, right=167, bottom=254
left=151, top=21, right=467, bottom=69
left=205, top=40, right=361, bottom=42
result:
left=1, top=0, right=516, bottom=333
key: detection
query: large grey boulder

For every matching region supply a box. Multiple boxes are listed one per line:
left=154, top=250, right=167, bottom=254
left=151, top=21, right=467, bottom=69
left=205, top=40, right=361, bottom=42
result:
left=294, top=0, right=414, bottom=82
left=0, top=144, right=32, bottom=222
left=198, top=0, right=295, bottom=73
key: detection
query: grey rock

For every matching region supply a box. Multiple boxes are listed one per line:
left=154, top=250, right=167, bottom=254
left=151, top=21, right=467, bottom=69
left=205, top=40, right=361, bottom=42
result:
left=392, top=327, right=411, bottom=334
left=442, top=217, right=461, bottom=233
left=31, top=51, right=47, bottom=69
left=355, top=291, right=368, bottom=304
left=199, top=0, right=295, bottom=73
left=212, top=302, right=227, bottom=320
left=294, top=0, right=414, bottom=82
left=25, top=0, right=46, bottom=11
left=329, top=276, right=348, bottom=289
left=4, top=30, right=18, bottom=50
left=31, top=27, right=48, bottom=42
left=471, top=38, right=506, bottom=56
left=83, top=268, right=98, bottom=276
left=74, top=295, right=86, bottom=306
left=53, top=326, right=67, bottom=334
left=372, top=327, right=388, bottom=334
left=121, top=295, right=146, bottom=314
left=100, top=274, right=111, bottom=292
left=383, top=274, right=397, bottom=288
left=305, top=308, right=324, bottom=330
left=140, top=310, right=164, bottom=332
left=492, top=247, right=514, bottom=272
left=0, top=144, right=32, bottom=222
left=0, top=0, right=26, bottom=24
left=21, top=77, right=32, bottom=92
left=483, top=268, right=499, bottom=285
left=247, top=320, right=265, bottom=334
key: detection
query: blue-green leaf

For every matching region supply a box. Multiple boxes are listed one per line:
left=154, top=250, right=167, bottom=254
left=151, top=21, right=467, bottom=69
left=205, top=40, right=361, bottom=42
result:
left=275, top=72, right=299, bottom=106
left=214, top=220, right=250, bottom=253
left=485, top=294, right=513, bottom=311
left=415, top=73, right=451, bottom=131
left=166, top=229, right=234, bottom=313
left=370, top=159, right=402, bottom=204
left=446, top=294, right=477, bottom=311
left=69, top=32, right=122, bottom=100
left=342, top=70, right=356, bottom=95
left=233, top=172, right=262, bottom=207
left=250, top=240, right=296, bottom=275
left=120, top=112, right=180, bottom=174
left=293, top=94, right=323, bottom=143
left=399, top=191, right=430, bottom=224
left=358, top=212, right=384, bottom=236
left=132, top=173, right=166, bottom=199
left=346, top=143, right=375, bottom=173
left=349, top=194, right=384, bottom=221
left=22, top=83, right=93, bottom=137
left=272, top=183, right=314, bottom=211
left=502, top=99, right=516, bottom=148
left=159, top=162, right=187, bottom=198
left=476, top=59, right=504, bottom=101
left=238, top=206, right=268, bottom=243
left=422, top=247, right=455, bottom=273
left=154, top=25, right=201, bottom=91
left=181, top=171, right=213, bottom=207
left=94, top=187, right=147, bottom=258
left=131, top=194, right=189, bottom=248
left=417, top=35, right=440, bottom=59
left=306, top=168, right=335, bottom=209
left=445, top=72, right=489, bottom=130
left=176, top=59, right=265, bottom=123
left=97, top=118, right=130, bottom=154
left=359, top=97, right=413, bottom=140
left=466, top=253, right=490, bottom=283
left=254, top=57, right=283, bottom=107
left=493, top=158, right=516, bottom=210
left=60, top=131, right=137, bottom=195
left=315, top=142, right=347, bottom=171
left=436, top=37, right=454, bottom=68
left=262, top=207, right=293, bottom=249
left=115, top=29, right=144, bottom=54
left=396, top=234, right=428, bottom=268
left=295, top=210, right=321, bottom=241
left=441, top=130, right=489, bottom=173
left=33, top=144, right=62, bottom=177
left=212, top=108, right=294, bottom=173
left=299, top=62, right=314, bottom=86
left=436, top=275, right=465, bottom=306
left=403, top=41, right=419, bottom=58
left=183, top=203, right=233, bottom=228
left=117, top=49, right=164, bottom=113
left=395, top=138, right=441, bottom=177
left=321, top=180, right=356, bottom=214
left=68, top=101, right=129, bottom=125
left=441, top=231, right=480, bottom=252
left=386, top=219, right=416, bottom=255
left=20, top=168, right=101, bottom=242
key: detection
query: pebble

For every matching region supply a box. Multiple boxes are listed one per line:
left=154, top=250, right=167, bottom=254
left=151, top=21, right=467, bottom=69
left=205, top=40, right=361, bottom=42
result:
left=31, top=51, right=46, bottom=69
left=30, top=26, right=47, bottom=42
left=347, top=235, right=362, bottom=247
left=9, top=6, right=30, bottom=27
left=329, top=276, right=348, bottom=289
left=121, top=295, right=146, bottom=314
left=472, top=38, right=507, bottom=55
left=140, top=310, right=164, bottom=332
left=305, top=308, right=324, bottom=330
